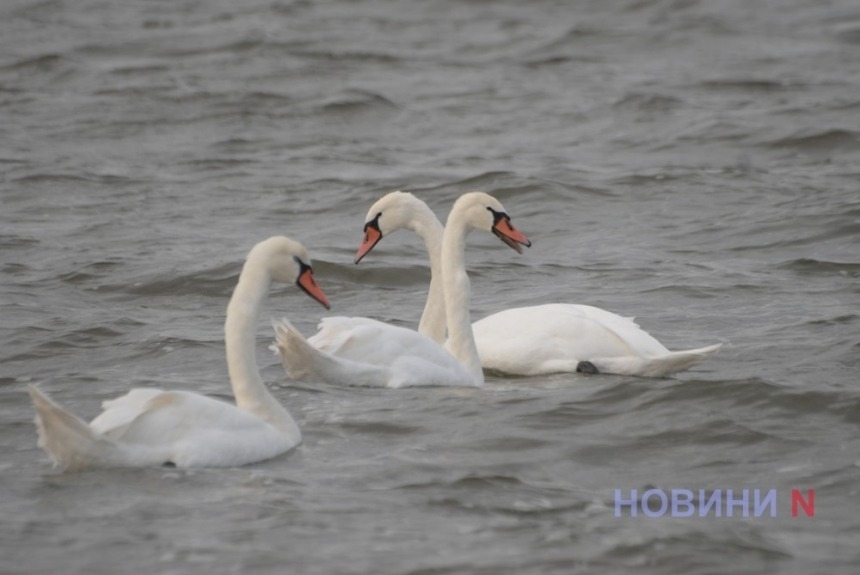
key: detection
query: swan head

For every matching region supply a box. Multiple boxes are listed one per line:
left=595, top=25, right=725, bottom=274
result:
left=452, top=192, right=532, bottom=253
left=251, top=236, right=331, bottom=309
left=355, top=191, right=434, bottom=263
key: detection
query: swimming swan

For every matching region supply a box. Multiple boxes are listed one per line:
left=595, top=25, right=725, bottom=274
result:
left=355, top=191, right=721, bottom=377
left=29, top=236, right=330, bottom=470
left=273, top=192, right=531, bottom=388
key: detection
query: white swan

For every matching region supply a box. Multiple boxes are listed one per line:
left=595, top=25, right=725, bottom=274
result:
left=29, top=236, right=331, bottom=470
left=354, top=191, right=721, bottom=377
left=273, top=192, right=531, bottom=388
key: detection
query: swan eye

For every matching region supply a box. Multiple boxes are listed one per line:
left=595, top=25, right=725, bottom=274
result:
left=486, top=206, right=510, bottom=225
left=363, top=212, right=383, bottom=235
left=293, top=255, right=313, bottom=274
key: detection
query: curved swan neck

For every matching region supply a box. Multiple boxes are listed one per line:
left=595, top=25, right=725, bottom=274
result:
left=410, top=206, right=446, bottom=344
left=225, top=258, right=299, bottom=437
left=440, top=205, right=484, bottom=385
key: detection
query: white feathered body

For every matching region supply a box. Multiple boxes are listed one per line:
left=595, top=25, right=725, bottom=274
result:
left=275, top=317, right=476, bottom=388
left=473, top=303, right=721, bottom=377
left=30, top=386, right=298, bottom=470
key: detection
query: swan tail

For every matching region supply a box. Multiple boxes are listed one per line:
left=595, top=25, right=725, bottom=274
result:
left=640, top=343, right=723, bottom=377
left=28, top=385, right=121, bottom=471
left=272, top=318, right=391, bottom=387
left=272, top=318, right=318, bottom=380
left=591, top=343, right=722, bottom=377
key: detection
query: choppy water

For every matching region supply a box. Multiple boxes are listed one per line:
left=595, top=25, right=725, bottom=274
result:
left=2, top=0, right=859, bottom=573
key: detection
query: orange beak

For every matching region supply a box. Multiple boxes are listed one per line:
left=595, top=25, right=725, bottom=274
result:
left=297, top=267, right=331, bottom=310
left=354, top=221, right=383, bottom=264
left=492, top=215, right=532, bottom=254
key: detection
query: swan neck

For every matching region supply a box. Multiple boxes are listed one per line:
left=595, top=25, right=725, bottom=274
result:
left=440, top=210, right=483, bottom=385
left=413, top=211, right=446, bottom=344
left=225, top=260, right=300, bottom=437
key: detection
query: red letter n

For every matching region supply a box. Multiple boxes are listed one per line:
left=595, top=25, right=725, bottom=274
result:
left=791, top=489, right=815, bottom=518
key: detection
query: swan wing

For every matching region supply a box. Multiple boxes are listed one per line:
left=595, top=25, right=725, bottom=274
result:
left=278, top=317, right=476, bottom=388
left=472, top=304, right=671, bottom=375
left=97, top=390, right=296, bottom=467
left=309, top=316, right=465, bottom=372
left=473, top=304, right=721, bottom=376
left=549, top=304, right=670, bottom=357
left=308, top=316, right=411, bottom=360
left=90, top=388, right=166, bottom=438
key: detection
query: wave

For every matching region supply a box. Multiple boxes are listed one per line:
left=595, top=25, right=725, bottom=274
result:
left=0, top=52, right=65, bottom=72
left=764, top=129, right=860, bottom=153
left=95, top=261, right=240, bottom=299
left=777, top=257, right=860, bottom=277
left=598, top=528, right=793, bottom=573
left=699, top=78, right=798, bottom=93
left=612, top=92, right=685, bottom=114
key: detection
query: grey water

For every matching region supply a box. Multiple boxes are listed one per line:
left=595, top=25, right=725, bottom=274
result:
left=1, top=0, right=859, bottom=573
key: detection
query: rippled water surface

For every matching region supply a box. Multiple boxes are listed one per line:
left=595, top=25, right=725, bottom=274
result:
left=1, top=0, right=859, bottom=573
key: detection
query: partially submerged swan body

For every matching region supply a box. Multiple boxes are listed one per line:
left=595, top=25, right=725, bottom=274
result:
left=471, top=303, right=720, bottom=377
left=355, top=191, right=721, bottom=378
left=30, top=236, right=331, bottom=470
left=273, top=192, right=531, bottom=388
